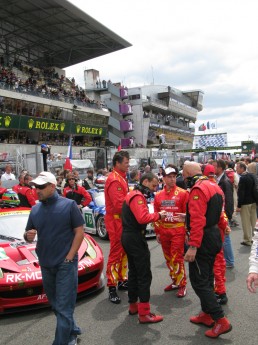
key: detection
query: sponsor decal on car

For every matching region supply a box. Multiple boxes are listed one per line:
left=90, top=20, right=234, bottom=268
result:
left=5, top=271, right=42, bottom=283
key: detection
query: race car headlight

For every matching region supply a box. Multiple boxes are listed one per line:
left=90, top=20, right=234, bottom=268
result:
left=0, top=268, right=3, bottom=279
left=84, top=238, right=97, bottom=259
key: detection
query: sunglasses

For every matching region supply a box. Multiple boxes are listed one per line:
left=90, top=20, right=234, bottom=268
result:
left=34, top=184, right=50, bottom=190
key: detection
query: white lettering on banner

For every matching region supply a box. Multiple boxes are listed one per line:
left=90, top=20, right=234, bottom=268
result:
left=6, top=271, right=42, bottom=283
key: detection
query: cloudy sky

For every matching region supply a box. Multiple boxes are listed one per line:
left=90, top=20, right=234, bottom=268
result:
left=66, top=0, right=258, bottom=146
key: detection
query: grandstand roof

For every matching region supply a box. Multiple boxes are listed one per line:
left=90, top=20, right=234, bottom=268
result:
left=0, top=0, right=132, bottom=69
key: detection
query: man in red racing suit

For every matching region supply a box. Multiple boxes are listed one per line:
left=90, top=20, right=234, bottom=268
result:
left=63, top=173, right=91, bottom=208
left=105, top=151, right=130, bottom=304
left=183, top=162, right=232, bottom=338
left=154, top=166, right=189, bottom=298
left=121, top=172, right=166, bottom=323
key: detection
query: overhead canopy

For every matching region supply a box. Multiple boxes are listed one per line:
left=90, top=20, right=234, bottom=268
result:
left=0, top=0, right=132, bottom=68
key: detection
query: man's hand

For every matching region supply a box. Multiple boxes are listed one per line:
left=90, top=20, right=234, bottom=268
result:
left=246, top=273, right=258, bottom=293
left=25, top=229, right=37, bottom=242
left=184, top=247, right=197, bottom=262
left=173, top=212, right=186, bottom=223
left=159, top=210, right=167, bottom=220
left=225, top=225, right=231, bottom=235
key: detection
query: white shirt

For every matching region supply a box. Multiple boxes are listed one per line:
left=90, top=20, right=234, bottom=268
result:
left=1, top=172, right=16, bottom=181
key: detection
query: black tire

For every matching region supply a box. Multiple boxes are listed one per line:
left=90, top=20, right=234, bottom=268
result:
left=96, top=215, right=108, bottom=240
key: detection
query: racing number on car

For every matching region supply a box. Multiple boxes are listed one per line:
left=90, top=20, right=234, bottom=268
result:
left=84, top=213, right=94, bottom=228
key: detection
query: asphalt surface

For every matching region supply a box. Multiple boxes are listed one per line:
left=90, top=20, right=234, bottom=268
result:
left=1, top=216, right=258, bottom=345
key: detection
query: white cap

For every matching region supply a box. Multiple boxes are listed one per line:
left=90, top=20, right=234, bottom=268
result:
left=30, top=172, right=57, bottom=186
left=164, top=167, right=177, bottom=175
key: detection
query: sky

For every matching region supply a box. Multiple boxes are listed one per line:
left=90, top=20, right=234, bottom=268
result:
left=65, top=0, right=258, bottom=147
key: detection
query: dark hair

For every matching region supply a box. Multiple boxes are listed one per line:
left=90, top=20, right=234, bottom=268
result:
left=140, top=172, right=158, bottom=184
left=24, top=173, right=32, bottom=181
left=227, top=161, right=235, bottom=169
left=87, top=169, right=94, bottom=175
left=112, top=151, right=130, bottom=167
left=236, top=161, right=247, bottom=171
left=216, top=159, right=226, bottom=171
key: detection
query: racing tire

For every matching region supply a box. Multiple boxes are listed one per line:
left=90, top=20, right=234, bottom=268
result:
left=96, top=215, right=109, bottom=240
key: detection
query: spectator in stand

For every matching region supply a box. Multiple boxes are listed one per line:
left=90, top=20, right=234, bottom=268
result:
left=63, top=172, right=91, bottom=209
left=1, top=163, right=16, bottom=181
left=41, top=144, right=51, bottom=172
left=236, top=161, right=257, bottom=246
left=16, top=173, right=37, bottom=208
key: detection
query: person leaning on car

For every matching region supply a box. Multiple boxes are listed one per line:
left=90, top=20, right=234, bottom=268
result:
left=24, top=171, right=85, bottom=345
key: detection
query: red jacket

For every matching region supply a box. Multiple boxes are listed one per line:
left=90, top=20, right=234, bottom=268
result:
left=187, top=178, right=228, bottom=248
left=15, top=185, right=36, bottom=207
left=105, top=168, right=128, bottom=216
left=154, top=185, right=189, bottom=235
left=63, top=184, right=91, bottom=207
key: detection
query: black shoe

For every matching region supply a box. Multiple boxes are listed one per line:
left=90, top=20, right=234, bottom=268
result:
left=216, top=293, right=228, bottom=305
left=109, top=287, right=121, bottom=304
left=118, top=280, right=128, bottom=290
left=240, top=241, right=252, bottom=246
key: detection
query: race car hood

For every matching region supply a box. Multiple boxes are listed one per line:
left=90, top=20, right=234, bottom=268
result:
left=0, top=242, right=38, bottom=273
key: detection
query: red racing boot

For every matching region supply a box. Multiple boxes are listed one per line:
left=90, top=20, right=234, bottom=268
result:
left=129, top=302, right=138, bottom=315
left=190, top=312, right=215, bottom=327
left=205, top=317, right=232, bottom=338
left=138, top=302, right=163, bottom=324
left=164, top=282, right=179, bottom=292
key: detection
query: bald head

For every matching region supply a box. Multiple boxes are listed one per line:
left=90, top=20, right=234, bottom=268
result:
left=183, top=162, right=202, bottom=178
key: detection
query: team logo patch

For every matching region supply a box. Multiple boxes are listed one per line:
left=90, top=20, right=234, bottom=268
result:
left=193, top=195, right=199, bottom=200
left=138, top=200, right=144, bottom=205
left=117, top=187, right=122, bottom=191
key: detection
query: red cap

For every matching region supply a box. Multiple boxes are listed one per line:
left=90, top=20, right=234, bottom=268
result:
left=203, top=164, right=215, bottom=177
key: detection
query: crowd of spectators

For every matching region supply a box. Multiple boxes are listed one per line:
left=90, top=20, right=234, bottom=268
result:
left=0, top=60, right=101, bottom=110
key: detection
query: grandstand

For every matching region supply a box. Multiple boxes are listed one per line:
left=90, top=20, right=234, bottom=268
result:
left=0, top=0, right=131, bottom=154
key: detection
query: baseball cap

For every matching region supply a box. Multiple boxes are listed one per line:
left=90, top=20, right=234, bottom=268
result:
left=203, top=165, right=215, bottom=177
left=30, top=172, right=57, bottom=186
left=164, top=167, right=177, bottom=176
left=41, top=143, right=48, bottom=149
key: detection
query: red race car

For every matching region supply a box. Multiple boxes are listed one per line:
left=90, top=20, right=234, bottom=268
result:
left=0, top=199, right=104, bottom=314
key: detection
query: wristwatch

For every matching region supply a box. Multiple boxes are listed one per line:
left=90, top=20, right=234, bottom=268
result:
left=64, top=258, right=74, bottom=263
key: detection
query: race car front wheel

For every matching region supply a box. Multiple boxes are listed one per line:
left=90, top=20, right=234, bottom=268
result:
left=96, top=215, right=109, bottom=240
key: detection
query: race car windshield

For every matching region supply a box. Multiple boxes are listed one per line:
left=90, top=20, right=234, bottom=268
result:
left=93, top=192, right=105, bottom=207
left=0, top=213, right=29, bottom=240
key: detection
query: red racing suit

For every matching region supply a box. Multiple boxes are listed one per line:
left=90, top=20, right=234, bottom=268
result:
left=105, top=168, right=128, bottom=287
left=15, top=185, right=37, bottom=207
left=206, top=176, right=228, bottom=295
left=63, top=184, right=91, bottom=207
left=154, top=185, right=189, bottom=287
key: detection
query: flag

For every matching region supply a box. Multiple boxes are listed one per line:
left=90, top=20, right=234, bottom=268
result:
left=251, top=148, right=256, bottom=160
left=210, top=122, right=217, bottom=129
left=117, top=142, right=122, bottom=151
left=64, top=136, right=73, bottom=171
left=198, top=123, right=206, bottom=131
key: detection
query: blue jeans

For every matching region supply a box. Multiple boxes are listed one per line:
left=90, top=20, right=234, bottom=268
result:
left=41, top=258, right=81, bottom=345
left=223, top=234, right=234, bottom=267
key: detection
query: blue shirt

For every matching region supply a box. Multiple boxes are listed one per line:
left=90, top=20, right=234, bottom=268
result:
left=25, top=192, right=85, bottom=267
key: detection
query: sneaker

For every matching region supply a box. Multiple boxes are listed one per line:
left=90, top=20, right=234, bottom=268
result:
left=108, top=287, right=121, bottom=304
left=241, top=241, right=252, bottom=246
left=68, top=335, right=78, bottom=345
left=139, top=313, right=163, bottom=324
left=190, top=312, right=215, bottom=327
left=129, top=302, right=138, bottom=315
left=118, top=280, right=128, bottom=290
left=164, top=283, right=179, bottom=292
left=177, top=286, right=187, bottom=298
left=205, top=317, right=232, bottom=338
left=215, top=293, right=228, bottom=305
